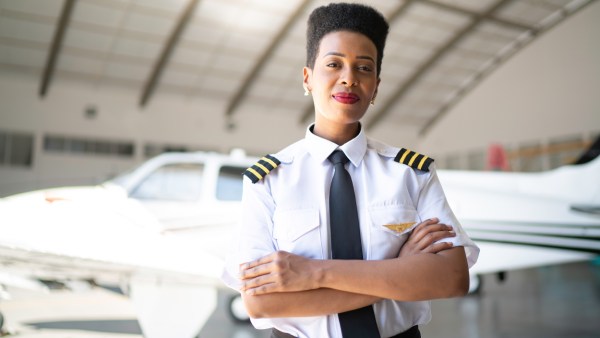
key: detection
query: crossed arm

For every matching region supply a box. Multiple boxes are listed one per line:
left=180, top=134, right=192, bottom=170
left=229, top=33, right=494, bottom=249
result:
left=238, top=218, right=469, bottom=318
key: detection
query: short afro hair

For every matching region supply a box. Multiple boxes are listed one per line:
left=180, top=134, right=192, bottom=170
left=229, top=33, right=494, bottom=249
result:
left=306, top=3, right=389, bottom=77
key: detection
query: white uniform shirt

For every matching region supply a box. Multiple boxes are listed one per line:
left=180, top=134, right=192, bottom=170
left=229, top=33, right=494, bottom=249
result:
left=222, top=125, right=479, bottom=338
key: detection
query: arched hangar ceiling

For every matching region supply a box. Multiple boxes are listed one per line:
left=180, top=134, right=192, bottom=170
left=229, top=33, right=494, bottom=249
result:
left=0, top=0, right=594, bottom=136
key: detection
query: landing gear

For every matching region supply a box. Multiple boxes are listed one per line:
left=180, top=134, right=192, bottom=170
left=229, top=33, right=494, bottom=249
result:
left=227, top=294, right=250, bottom=323
left=0, top=311, right=14, bottom=337
left=468, top=274, right=482, bottom=294
left=0, top=311, right=5, bottom=336
left=0, top=284, right=7, bottom=336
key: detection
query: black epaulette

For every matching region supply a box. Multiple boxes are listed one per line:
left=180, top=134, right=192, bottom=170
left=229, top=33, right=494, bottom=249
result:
left=244, top=155, right=281, bottom=184
left=394, top=148, right=434, bottom=172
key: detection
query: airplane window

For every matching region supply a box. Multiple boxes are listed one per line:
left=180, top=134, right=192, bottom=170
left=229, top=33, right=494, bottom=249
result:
left=130, top=163, right=204, bottom=201
left=216, top=166, right=245, bottom=201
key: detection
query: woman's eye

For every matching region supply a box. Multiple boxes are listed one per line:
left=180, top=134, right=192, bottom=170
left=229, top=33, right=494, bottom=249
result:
left=326, top=62, right=338, bottom=68
left=358, top=65, right=372, bottom=72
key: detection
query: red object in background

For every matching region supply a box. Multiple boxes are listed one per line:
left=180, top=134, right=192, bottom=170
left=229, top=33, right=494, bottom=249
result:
left=486, top=143, right=511, bottom=171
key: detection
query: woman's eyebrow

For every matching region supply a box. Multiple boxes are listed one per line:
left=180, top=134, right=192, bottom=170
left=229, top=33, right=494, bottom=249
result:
left=357, top=55, right=375, bottom=63
left=323, top=51, right=375, bottom=63
left=324, top=51, right=345, bottom=57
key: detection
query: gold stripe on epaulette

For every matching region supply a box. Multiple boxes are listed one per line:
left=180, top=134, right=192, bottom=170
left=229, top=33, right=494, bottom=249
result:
left=244, top=154, right=281, bottom=183
left=262, top=157, right=278, bottom=168
left=394, top=148, right=434, bottom=172
left=418, top=156, right=429, bottom=170
left=255, top=162, right=269, bottom=174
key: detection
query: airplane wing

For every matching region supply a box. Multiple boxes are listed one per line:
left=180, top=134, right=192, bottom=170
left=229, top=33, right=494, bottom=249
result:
left=0, top=187, right=228, bottom=338
left=0, top=150, right=260, bottom=336
left=571, top=204, right=600, bottom=215
left=438, top=155, right=600, bottom=285
left=470, top=242, right=594, bottom=276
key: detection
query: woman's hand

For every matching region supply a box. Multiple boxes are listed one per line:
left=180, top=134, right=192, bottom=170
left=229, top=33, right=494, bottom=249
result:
left=239, top=218, right=456, bottom=296
left=239, top=251, right=320, bottom=296
left=399, top=218, right=455, bottom=257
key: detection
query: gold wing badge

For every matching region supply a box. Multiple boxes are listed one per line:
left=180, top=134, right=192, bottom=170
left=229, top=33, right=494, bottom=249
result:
left=384, top=222, right=416, bottom=233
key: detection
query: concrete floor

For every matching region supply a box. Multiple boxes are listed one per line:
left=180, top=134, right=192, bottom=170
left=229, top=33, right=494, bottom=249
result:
left=1, top=260, right=599, bottom=338
left=422, top=260, right=600, bottom=338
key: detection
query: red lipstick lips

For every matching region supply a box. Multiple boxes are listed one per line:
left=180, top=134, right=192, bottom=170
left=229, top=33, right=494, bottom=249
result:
left=333, top=92, right=359, bottom=104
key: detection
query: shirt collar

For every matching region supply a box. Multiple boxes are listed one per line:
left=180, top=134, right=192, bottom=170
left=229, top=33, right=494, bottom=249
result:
left=305, top=123, right=367, bottom=167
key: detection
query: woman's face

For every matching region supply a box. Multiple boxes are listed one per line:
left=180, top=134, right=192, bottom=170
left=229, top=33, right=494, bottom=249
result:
left=304, top=30, right=380, bottom=130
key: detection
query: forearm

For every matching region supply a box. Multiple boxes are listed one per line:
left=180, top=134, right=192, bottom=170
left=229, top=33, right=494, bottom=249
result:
left=239, top=236, right=468, bottom=313
left=242, top=288, right=380, bottom=318
left=318, top=247, right=469, bottom=301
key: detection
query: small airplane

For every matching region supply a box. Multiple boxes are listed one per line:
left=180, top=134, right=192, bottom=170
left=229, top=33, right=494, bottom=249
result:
left=0, top=142, right=598, bottom=337
left=0, top=149, right=258, bottom=338
left=440, top=139, right=600, bottom=291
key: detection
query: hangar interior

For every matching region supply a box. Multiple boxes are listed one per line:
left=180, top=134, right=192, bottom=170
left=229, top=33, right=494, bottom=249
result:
left=0, top=0, right=598, bottom=196
left=0, top=1, right=599, bottom=337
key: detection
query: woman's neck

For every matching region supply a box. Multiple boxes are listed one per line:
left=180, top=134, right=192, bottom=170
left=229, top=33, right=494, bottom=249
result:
left=313, top=121, right=360, bottom=145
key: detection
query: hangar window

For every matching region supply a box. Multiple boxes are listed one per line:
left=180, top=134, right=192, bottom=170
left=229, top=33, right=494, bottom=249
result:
left=0, top=130, right=34, bottom=167
left=467, top=150, right=485, bottom=171
left=44, top=135, right=134, bottom=157
left=216, top=166, right=245, bottom=201
left=130, top=163, right=204, bottom=201
left=548, top=135, right=586, bottom=169
left=444, top=153, right=461, bottom=169
left=515, top=141, right=544, bottom=172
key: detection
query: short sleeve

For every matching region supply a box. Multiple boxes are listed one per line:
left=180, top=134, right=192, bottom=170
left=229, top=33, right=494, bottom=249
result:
left=415, top=164, right=479, bottom=268
left=221, top=176, right=278, bottom=290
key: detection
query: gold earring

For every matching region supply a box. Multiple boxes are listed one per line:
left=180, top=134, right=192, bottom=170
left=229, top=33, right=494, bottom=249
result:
left=370, top=99, right=375, bottom=106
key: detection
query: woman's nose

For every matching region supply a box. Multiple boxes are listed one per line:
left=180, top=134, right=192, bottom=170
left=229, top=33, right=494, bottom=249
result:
left=340, top=73, right=358, bottom=87
left=339, top=66, right=359, bottom=87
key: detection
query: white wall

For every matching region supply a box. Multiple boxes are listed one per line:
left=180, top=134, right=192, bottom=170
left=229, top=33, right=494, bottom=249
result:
left=2, top=1, right=599, bottom=194
left=417, top=1, right=600, bottom=157
left=0, top=69, right=306, bottom=195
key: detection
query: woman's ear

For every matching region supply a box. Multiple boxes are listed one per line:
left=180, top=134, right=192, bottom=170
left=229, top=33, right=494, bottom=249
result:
left=303, top=67, right=312, bottom=93
left=372, top=77, right=381, bottom=102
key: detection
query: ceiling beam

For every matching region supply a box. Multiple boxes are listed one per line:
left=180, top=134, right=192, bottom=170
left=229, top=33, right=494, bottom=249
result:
left=417, top=0, right=595, bottom=136
left=420, top=0, right=535, bottom=31
left=365, top=0, right=515, bottom=132
left=299, top=0, right=416, bottom=124
left=139, top=0, right=200, bottom=107
left=39, top=0, right=76, bottom=98
left=225, top=0, right=312, bottom=118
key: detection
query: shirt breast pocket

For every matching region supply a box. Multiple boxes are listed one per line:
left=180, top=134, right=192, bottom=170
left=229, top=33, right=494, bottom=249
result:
left=369, top=206, right=420, bottom=259
left=273, top=208, right=322, bottom=259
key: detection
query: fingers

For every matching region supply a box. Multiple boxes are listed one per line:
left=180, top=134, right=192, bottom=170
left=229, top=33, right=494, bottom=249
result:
left=416, top=227, right=456, bottom=251
left=238, top=251, right=289, bottom=295
left=239, top=257, right=278, bottom=295
left=239, top=253, right=276, bottom=280
left=240, top=261, right=272, bottom=280
left=240, top=252, right=276, bottom=271
left=410, top=218, right=443, bottom=241
left=243, top=284, right=274, bottom=296
left=400, top=218, right=457, bottom=257
left=240, top=274, right=276, bottom=295
left=409, top=218, right=453, bottom=244
left=239, top=251, right=288, bottom=279
left=422, top=241, right=454, bottom=254
left=238, top=251, right=317, bottom=295
left=413, top=217, right=440, bottom=231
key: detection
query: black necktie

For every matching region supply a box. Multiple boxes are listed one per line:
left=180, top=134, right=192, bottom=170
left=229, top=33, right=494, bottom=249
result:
left=328, top=150, right=380, bottom=338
